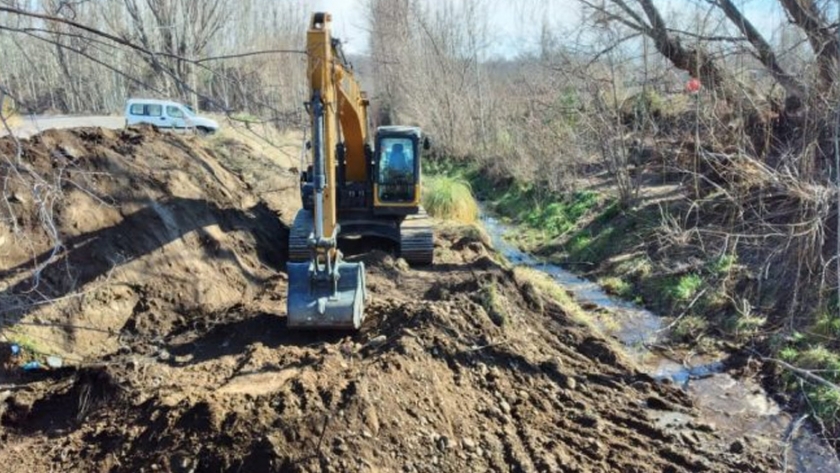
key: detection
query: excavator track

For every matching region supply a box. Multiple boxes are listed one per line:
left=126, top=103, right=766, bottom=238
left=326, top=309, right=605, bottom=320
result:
left=289, top=208, right=433, bottom=264
left=289, top=209, right=313, bottom=262
left=399, top=208, right=434, bottom=265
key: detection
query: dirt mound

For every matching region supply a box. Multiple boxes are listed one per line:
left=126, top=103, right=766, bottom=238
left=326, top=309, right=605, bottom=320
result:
left=0, top=126, right=288, bottom=361
left=0, top=127, right=780, bottom=471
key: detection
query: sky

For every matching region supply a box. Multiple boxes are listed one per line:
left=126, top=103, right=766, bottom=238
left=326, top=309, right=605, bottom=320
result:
left=309, top=0, right=371, bottom=54
left=309, top=0, right=793, bottom=58
left=308, top=0, right=586, bottom=55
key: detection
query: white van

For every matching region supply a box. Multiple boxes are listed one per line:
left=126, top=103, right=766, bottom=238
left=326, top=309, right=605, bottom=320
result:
left=124, top=98, right=219, bottom=135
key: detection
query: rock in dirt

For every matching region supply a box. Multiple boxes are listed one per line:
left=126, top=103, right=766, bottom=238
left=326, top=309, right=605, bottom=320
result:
left=367, top=334, right=388, bottom=348
left=394, top=258, right=410, bottom=272
left=157, top=348, right=171, bottom=362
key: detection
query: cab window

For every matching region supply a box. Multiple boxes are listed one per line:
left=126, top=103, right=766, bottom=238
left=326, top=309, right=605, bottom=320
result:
left=377, top=137, right=416, bottom=203
left=378, top=138, right=415, bottom=183
left=129, top=103, right=145, bottom=115
left=166, top=106, right=184, bottom=118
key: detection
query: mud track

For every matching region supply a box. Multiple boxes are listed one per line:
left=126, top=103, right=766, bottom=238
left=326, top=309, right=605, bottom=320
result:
left=0, top=127, right=780, bottom=472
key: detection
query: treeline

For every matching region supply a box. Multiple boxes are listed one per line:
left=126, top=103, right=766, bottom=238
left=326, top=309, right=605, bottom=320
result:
left=369, top=0, right=840, bottom=318
left=2, top=0, right=839, bottom=319
left=0, top=0, right=309, bottom=123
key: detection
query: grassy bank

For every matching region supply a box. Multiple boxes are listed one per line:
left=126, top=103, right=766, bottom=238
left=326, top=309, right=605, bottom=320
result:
left=425, top=157, right=840, bottom=443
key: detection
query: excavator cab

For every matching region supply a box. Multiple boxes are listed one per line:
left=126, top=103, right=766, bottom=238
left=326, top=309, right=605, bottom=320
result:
left=373, top=127, right=425, bottom=208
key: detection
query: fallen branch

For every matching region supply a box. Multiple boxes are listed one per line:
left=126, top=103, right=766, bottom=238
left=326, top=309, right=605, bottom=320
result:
left=782, top=414, right=809, bottom=472
left=656, top=288, right=708, bottom=334
left=757, top=351, right=840, bottom=393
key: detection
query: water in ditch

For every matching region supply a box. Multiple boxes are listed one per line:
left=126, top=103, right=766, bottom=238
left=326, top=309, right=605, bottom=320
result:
left=481, top=213, right=840, bottom=472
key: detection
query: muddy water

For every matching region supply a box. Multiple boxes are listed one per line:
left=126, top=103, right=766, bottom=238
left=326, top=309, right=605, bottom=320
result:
left=481, top=213, right=840, bottom=472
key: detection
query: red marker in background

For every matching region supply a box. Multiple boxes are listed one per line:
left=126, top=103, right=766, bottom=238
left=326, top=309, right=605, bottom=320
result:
left=686, top=78, right=702, bottom=94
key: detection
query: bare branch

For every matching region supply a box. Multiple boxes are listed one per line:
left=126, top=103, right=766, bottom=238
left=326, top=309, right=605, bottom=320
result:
left=709, top=0, right=807, bottom=98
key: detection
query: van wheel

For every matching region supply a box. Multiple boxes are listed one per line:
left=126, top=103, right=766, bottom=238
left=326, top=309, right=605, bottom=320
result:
left=196, top=126, right=212, bottom=136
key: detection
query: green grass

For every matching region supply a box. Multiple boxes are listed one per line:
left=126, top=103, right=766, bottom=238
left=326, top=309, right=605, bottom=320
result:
left=671, top=315, right=709, bottom=341
left=780, top=345, right=840, bottom=425
left=479, top=283, right=509, bottom=327
left=428, top=145, right=840, bottom=443
left=568, top=233, right=592, bottom=256
left=812, top=311, right=840, bottom=338
left=562, top=204, right=654, bottom=265
left=599, top=276, right=632, bottom=298
left=494, top=187, right=600, bottom=239
left=797, top=346, right=840, bottom=374
left=423, top=175, right=479, bottom=224
left=779, top=346, right=799, bottom=362
left=566, top=226, right=617, bottom=261
left=613, top=255, right=653, bottom=279
left=723, top=313, right=767, bottom=340
left=706, top=254, right=737, bottom=277
left=772, top=336, right=840, bottom=438
left=669, top=274, right=703, bottom=301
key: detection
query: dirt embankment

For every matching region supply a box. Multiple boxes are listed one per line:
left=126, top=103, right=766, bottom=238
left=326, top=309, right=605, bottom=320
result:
left=0, top=127, right=780, bottom=472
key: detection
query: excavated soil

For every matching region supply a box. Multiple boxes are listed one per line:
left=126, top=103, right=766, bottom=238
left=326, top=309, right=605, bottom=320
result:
left=0, top=127, right=781, bottom=472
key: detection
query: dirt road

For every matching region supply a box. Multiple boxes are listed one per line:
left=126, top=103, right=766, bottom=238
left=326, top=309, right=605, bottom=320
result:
left=0, top=115, right=123, bottom=138
left=0, top=126, right=784, bottom=471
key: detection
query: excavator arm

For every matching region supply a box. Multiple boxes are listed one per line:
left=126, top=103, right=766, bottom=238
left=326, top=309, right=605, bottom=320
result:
left=286, top=13, right=367, bottom=329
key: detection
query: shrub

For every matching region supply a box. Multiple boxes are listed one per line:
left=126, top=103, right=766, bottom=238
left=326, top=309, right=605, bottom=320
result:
left=423, top=175, right=479, bottom=224
left=670, top=274, right=703, bottom=301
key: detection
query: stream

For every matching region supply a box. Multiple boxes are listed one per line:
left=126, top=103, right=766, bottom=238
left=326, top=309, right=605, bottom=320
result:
left=481, top=213, right=840, bottom=472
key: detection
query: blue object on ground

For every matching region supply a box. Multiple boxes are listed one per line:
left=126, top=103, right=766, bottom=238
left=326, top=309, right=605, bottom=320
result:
left=22, top=361, right=43, bottom=371
left=10, top=344, right=20, bottom=356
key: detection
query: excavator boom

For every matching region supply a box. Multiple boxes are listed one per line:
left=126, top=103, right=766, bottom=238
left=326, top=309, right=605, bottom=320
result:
left=286, top=13, right=366, bottom=329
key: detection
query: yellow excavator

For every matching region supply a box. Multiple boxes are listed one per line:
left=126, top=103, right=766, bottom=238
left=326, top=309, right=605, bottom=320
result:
left=286, top=13, right=434, bottom=329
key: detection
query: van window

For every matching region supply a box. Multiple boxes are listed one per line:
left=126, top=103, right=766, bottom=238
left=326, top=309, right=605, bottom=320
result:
left=147, top=104, right=162, bottom=117
left=166, top=106, right=184, bottom=118
left=129, top=103, right=145, bottom=115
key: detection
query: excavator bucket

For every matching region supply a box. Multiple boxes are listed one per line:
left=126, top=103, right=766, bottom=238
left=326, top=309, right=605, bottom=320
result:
left=286, top=261, right=366, bottom=329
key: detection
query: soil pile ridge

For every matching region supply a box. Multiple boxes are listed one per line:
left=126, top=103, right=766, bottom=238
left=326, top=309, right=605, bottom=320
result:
left=0, top=128, right=779, bottom=472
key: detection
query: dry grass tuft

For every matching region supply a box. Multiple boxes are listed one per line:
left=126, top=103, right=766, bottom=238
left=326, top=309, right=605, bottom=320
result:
left=423, top=176, right=479, bottom=224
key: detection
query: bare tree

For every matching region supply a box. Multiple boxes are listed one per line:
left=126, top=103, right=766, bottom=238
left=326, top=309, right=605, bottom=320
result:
left=107, top=0, right=228, bottom=110
left=778, top=0, right=839, bottom=91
